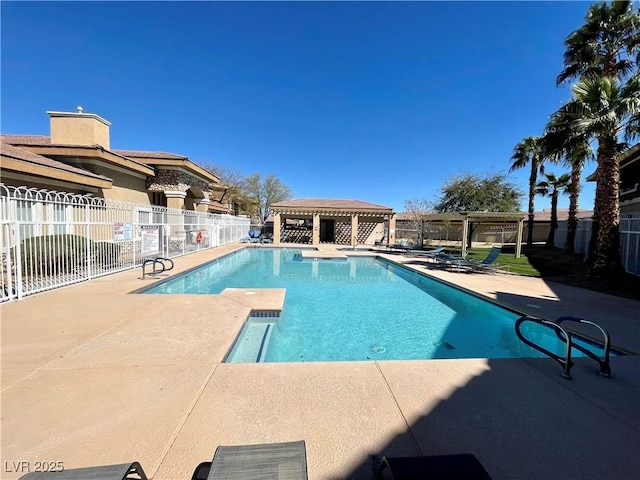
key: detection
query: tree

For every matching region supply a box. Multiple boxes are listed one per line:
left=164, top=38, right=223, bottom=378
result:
left=552, top=75, right=640, bottom=275
left=434, top=172, right=523, bottom=213
left=434, top=172, right=522, bottom=249
left=542, top=121, right=595, bottom=254
left=244, top=173, right=293, bottom=223
left=204, top=165, right=255, bottom=215
left=509, top=136, right=547, bottom=247
left=201, top=164, right=256, bottom=216
left=556, top=0, right=640, bottom=86
left=402, top=197, right=434, bottom=246
left=536, top=173, right=572, bottom=248
left=554, top=0, right=640, bottom=275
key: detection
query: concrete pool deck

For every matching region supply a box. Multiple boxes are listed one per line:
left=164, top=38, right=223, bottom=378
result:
left=1, top=244, right=638, bottom=479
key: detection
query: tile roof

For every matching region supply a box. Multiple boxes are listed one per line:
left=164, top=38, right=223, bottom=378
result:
left=2, top=135, right=51, bottom=145
left=2, top=135, right=154, bottom=174
left=1, top=141, right=112, bottom=181
left=271, top=198, right=392, bottom=211
left=2, top=136, right=187, bottom=162
left=113, top=149, right=188, bottom=160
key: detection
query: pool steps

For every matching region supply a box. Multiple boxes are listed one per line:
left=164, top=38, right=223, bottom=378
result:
left=226, top=320, right=274, bottom=363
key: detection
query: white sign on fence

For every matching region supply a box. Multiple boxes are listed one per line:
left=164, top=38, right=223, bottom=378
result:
left=140, top=225, right=159, bottom=255
left=113, top=222, right=133, bottom=241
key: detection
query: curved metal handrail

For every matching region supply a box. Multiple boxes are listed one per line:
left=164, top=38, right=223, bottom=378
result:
left=515, top=316, right=574, bottom=378
left=141, top=258, right=166, bottom=279
left=554, top=316, right=611, bottom=377
left=154, top=257, right=174, bottom=272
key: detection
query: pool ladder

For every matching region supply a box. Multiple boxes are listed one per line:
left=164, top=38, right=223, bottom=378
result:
left=141, top=257, right=174, bottom=279
left=515, top=316, right=612, bottom=379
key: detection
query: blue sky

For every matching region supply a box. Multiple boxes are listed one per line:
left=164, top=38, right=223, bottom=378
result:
left=2, top=0, right=597, bottom=213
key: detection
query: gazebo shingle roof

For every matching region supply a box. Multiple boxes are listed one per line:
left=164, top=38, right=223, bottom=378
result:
left=272, top=198, right=391, bottom=211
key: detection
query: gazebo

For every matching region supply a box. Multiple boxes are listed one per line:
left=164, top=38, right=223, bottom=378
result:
left=270, top=199, right=394, bottom=246
left=418, top=212, right=527, bottom=258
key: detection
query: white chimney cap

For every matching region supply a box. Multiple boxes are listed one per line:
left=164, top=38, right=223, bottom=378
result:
left=76, top=106, right=83, bottom=113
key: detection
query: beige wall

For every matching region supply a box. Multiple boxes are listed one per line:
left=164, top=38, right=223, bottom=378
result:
left=366, top=223, right=385, bottom=244
left=50, top=115, right=110, bottom=149
left=95, top=169, right=150, bottom=204
left=100, top=185, right=151, bottom=204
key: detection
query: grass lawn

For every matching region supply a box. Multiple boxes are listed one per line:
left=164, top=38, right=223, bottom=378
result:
left=452, top=247, right=541, bottom=276
left=432, top=245, right=639, bottom=300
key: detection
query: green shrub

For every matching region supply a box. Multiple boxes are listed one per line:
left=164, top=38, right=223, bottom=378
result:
left=20, top=234, right=93, bottom=274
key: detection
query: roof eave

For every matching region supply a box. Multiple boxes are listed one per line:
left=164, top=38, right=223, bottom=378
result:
left=18, top=144, right=155, bottom=176
left=0, top=155, right=113, bottom=189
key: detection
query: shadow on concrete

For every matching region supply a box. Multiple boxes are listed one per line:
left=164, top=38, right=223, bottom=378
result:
left=341, top=355, right=640, bottom=480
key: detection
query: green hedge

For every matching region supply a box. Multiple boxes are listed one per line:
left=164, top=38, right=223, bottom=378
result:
left=19, top=234, right=92, bottom=274
left=18, top=235, right=123, bottom=274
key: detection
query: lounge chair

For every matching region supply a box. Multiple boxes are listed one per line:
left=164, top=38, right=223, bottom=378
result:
left=376, top=453, right=493, bottom=480
left=383, top=239, right=413, bottom=252
left=248, top=230, right=261, bottom=243
left=191, top=440, right=307, bottom=480
left=405, top=246, right=446, bottom=259
left=442, top=246, right=508, bottom=274
left=19, top=462, right=147, bottom=480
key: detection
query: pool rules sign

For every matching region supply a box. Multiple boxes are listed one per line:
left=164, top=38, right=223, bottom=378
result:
left=140, top=225, right=160, bottom=256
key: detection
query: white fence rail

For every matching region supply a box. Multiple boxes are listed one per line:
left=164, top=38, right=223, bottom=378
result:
left=0, top=184, right=250, bottom=302
left=555, top=213, right=640, bottom=275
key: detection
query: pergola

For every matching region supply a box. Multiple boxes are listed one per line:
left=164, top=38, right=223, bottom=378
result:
left=419, top=211, right=527, bottom=258
left=270, top=199, right=394, bottom=246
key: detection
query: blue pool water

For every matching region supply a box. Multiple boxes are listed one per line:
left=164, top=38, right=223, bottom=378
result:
left=141, top=248, right=597, bottom=363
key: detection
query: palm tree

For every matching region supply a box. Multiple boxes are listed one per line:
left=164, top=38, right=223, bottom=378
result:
left=556, top=0, right=640, bottom=86
left=509, top=136, right=546, bottom=247
left=563, top=141, right=595, bottom=254
left=536, top=173, right=572, bottom=248
left=542, top=118, right=595, bottom=254
left=554, top=0, right=640, bottom=275
left=554, top=74, right=640, bottom=275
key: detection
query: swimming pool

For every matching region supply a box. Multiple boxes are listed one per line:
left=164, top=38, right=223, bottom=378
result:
left=141, top=248, right=594, bottom=362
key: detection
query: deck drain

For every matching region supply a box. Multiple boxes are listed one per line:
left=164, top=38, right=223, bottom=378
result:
left=370, top=344, right=386, bottom=354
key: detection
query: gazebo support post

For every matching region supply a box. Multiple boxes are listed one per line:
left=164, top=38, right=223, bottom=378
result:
left=461, top=216, right=469, bottom=258
left=516, top=217, right=524, bottom=258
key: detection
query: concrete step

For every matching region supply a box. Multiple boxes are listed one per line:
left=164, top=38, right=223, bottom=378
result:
left=225, top=321, right=273, bottom=363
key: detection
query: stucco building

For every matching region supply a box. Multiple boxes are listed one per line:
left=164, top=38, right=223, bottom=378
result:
left=1, top=107, right=232, bottom=214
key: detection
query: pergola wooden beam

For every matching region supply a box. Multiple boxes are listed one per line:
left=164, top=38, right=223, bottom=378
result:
left=419, top=211, right=527, bottom=258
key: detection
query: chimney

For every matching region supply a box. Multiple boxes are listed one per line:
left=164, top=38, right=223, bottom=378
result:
left=47, top=107, right=111, bottom=150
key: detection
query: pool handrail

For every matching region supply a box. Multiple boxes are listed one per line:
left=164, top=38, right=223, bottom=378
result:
left=554, top=316, right=611, bottom=377
left=515, top=315, right=613, bottom=379
left=515, top=316, right=574, bottom=378
left=141, top=257, right=174, bottom=279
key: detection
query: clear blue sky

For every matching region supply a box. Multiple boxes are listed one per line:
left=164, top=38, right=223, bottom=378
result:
left=1, top=0, right=597, bottom=213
